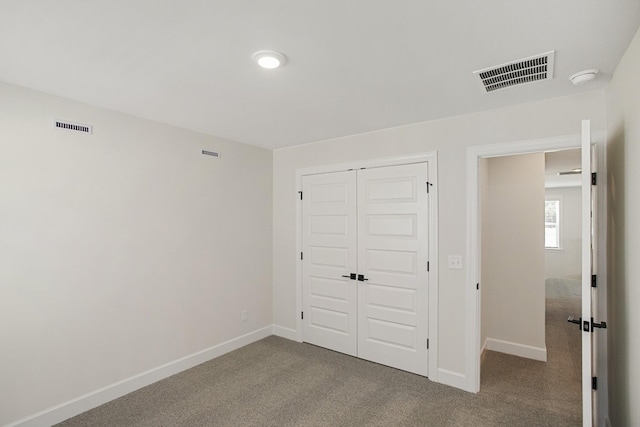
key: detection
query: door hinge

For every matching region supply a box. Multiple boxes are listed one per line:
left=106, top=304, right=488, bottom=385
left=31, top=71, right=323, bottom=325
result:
left=300, top=252, right=303, bottom=260
left=476, top=283, right=480, bottom=290
left=592, top=376, right=597, bottom=390
left=427, top=261, right=430, bottom=272
left=426, top=181, right=433, bottom=193
left=427, top=338, right=430, bottom=349
left=301, top=311, right=304, bottom=320
left=298, top=191, right=303, bottom=200
left=592, top=274, right=597, bottom=288
left=592, top=172, right=597, bottom=186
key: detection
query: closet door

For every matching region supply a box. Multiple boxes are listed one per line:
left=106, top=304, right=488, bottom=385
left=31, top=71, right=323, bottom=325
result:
left=356, top=163, right=430, bottom=376
left=301, top=171, right=358, bottom=356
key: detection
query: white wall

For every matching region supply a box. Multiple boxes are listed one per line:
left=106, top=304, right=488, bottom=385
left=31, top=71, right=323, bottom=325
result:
left=273, top=91, right=606, bottom=384
left=606, top=27, right=640, bottom=427
left=481, top=154, right=546, bottom=360
left=544, top=186, right=582, bottom=279
left=0, top=82, right=273, bottom=425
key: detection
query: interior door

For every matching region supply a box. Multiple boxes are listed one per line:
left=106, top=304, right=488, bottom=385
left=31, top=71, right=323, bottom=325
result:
left=356, top=163, right=430, bottom=376
left=302, top=171, right=358, bottom=356
left=581, top=119, right=602, bottom=427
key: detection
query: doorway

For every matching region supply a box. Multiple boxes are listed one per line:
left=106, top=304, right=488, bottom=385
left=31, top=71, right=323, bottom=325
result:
left=466, top=131, right=608, bottom=426
left=478, top=148, right=583, bottom=419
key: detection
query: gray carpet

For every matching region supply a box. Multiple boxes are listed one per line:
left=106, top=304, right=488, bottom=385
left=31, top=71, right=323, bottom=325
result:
left=56, top=280, right=582, bottom=426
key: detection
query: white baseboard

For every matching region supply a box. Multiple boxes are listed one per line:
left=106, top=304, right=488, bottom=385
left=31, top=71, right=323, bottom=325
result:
left=7, top=326, right=273, bottom=427
left=437, top=368, right=469, bottom=391
left=480, top=338, right=488, bottom=363
left=272, top=324, right=298, bottom=341
left=484, top=338, right=547, bottom=362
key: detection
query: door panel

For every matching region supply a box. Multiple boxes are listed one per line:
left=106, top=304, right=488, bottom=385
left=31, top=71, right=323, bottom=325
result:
left=365, top=318, right=417, bottom=349
left=367, top=249, right=418, bottom=275
left=309, top=276, right=349, bottom=301
left=357, top=163, right=429, bottom=376
left=365, top=178, right=417, bottom=202
left=310, top=215, right=349, bottom=235
left=309, top=246, right=349, bottom=268
left=309, top=307, right=349, bottom=334
left=302, top=171, right=357, bottom=356
left=363, top=285, right=417, bottom=326
left=367, top=214, right=418, bottom=239
left=366, top=283, right=416, bottom=312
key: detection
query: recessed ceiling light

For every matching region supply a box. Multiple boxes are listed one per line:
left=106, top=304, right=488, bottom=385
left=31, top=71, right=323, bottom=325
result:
left=252, top=50, right=286, bottom=69
left=569, top=69, right=599, bottom=85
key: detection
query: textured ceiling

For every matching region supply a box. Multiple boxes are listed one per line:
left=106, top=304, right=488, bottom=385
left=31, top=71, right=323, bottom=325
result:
left=1, top=0, right=639, bottom=149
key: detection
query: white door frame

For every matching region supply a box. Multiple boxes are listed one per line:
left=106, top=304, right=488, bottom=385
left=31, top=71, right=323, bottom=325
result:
left=465, top=132, right=608, bottom=422
left=295, top=152, right=439, bottom=380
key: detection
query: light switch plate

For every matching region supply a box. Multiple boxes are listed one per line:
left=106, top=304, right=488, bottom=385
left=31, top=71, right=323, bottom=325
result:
left=448, top=255, right=463, bottom=270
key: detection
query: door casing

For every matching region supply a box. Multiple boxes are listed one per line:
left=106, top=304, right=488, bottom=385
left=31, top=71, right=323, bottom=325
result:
left=295, top=152, right=439, bottom=381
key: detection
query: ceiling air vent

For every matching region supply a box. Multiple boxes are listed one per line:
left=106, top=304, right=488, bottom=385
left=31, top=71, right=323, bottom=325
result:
left=54, top=119, right=93, bottom=134
left=473, top=51, right=555, bottom=93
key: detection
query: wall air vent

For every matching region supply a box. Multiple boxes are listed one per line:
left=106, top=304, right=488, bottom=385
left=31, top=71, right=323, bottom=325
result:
left=201, top=150, right=220, bottom=158
left=54, top=120, right=93, bottom=134
left=473, top=51, right=555, bottom=93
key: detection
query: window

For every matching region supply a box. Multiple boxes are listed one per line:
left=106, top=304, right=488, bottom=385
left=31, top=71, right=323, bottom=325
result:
left=545, top=198, right=561, bottom=249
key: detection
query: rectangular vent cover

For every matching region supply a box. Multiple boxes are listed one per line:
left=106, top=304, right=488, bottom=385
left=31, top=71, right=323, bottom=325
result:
left=201, top=150, right=220, bottom=158
left=54, top=120, right=93, bottom=134
left=473, top=51, right=555, bottom=93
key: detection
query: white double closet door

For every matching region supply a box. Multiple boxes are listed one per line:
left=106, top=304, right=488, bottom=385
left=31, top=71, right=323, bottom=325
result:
left=302, top=162, right=430, bottom=376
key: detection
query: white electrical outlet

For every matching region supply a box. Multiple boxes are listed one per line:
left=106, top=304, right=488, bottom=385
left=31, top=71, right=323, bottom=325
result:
left=241, top=310, right=247, bottom=322
left=448, top=255, right=463, bottom=270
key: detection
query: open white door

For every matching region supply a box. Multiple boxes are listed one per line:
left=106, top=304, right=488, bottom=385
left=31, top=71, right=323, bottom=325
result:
left=580, top=119, right=605, bottom=427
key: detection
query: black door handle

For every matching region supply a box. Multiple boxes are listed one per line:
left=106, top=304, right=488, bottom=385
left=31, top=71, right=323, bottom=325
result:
left=591, top=318, right=607, bottom=329
left=357, top=274, right=368, bottom=281
left=567, top=316, right=582, bottom=331
left=569, top=316, right=608, bottom=332
left=341, top=273, right=357, bottom=280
